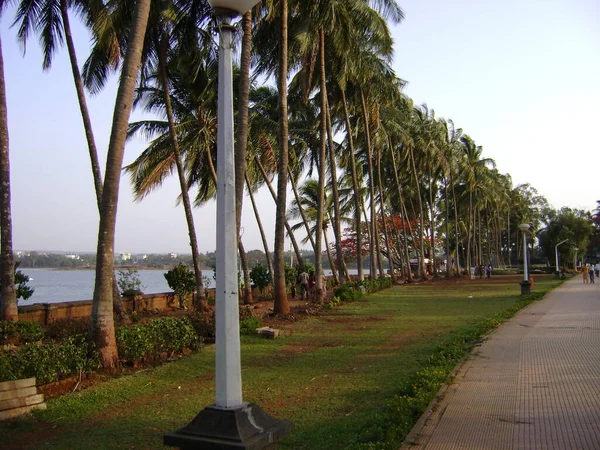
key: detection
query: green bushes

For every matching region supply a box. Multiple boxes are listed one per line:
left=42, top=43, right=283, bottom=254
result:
left=334, top=284, right=364, bottom=302
left=186, top=311, right=216, bottom=343
left=0, top=320, right=44, bottom=346
left=45, top=318, right=88, bottom=340
left=0, top=335, right=99, bottom=384
left=116, top=317, right=200, bottom=364
left=239, top=307, right=262, bottom=334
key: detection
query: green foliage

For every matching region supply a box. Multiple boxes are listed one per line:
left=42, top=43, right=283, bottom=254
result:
left=117, top=268, right=145, bottom=295
left=0, top=262, right=35, bottom=302
left=284, top=263, right=298, bottom=286
left=0, top=320, right=44, bottom=346
left=186, top=311, right=216, bottom=343
left=164, top=263, right=196, bottom=308
left=334, top=284, right=363, bottom=302
left=301, top=261, right=315, bottom=274
left=359, top=277, right=393, bottom=294
left=45, top=318, right=89, bottom=341
left=0, top=335, right=99, bottom=384
left=116, top=317, right=200, bottom=364
left=239, top=306, right=262, bottom=334
left=250, top=264, right=271, bottom=295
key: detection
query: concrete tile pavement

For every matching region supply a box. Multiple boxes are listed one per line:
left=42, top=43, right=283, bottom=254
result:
left=402, top=276, right=600, bottom=450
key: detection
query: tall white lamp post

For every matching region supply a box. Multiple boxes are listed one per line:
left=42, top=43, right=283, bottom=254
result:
left=165, top=2, right=292, bottom=447
left=519, top=223, right=531, bottom=295
left=554, top=239, right=569, bottom=279
left=574, top=247, right=579, bottom=271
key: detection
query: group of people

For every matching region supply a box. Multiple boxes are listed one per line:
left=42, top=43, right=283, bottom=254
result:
left=470, top=264, right=493, bottom=280
left=293, top=269, right=323, bottom=300
left=581, top=263, right=600, bottom=284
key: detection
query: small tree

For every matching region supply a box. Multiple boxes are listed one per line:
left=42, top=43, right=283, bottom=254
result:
left=0, top=262, right=34, bottom=304
left=164, top=263, right=196, bottom=308
left=117, top=269, right=145, bottom=296
left=249, top=264, right=271, bottom=298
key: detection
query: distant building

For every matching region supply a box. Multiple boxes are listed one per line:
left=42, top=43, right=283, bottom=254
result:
left=121, top=253, right=132, bottom=261
left=65, top=254, right=80, bottom=260
left=170, top=253, right=178, bottom=259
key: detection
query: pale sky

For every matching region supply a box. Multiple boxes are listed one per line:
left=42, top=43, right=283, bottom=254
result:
left=1, top=0, right=599, bottom=254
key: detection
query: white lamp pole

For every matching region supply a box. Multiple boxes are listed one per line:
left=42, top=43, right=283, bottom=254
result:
left=519, top=223, right=531, bottom=294
left=554, top=239, right=569, bottom=275
left=165, top=2, right=292, bottom=447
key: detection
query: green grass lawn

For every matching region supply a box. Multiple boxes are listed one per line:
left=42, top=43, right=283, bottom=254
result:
left=0, top=275, right=564, bottom=450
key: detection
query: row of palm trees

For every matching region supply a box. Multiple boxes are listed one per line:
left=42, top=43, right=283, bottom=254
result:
left=0, top=0, right=544, bottom=370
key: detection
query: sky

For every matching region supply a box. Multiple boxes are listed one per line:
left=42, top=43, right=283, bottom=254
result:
left=1, top=0, right=599, bottom=254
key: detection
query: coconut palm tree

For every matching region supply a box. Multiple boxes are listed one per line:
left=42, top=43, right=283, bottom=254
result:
left=91, top=0, right=151, bottom=369
left=0, top=4, right=16, bottom=321
left=12, top=0, right=131, bottom=321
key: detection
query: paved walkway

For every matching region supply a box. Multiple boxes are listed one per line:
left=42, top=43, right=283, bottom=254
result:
left=402, top=276, right=600, bottom=449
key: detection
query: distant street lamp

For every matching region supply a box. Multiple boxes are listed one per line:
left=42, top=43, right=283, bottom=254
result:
left=554, top=239, right=569, bottom=278
left=164, top=2, right=292, bottom=448
left=574, top=247, right=579, bottom=270
left=519, top=223, right=531, bottom=295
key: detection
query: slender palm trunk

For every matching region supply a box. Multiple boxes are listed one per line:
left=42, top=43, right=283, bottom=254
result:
left=389, top=142, right=413, bottom=282
left=340, top=89, right=363, bottom=281
left=377, top=147, right=395, bottom=282
left=246, top=173, right=274, bottom=285
left=314, top=29, right=328, bottom=302
left=408, top=146, right=426, bottom=278
left=91, top=0, right=151, bottom=369
left=325, top=101, right=347, bottom=284
left=450, top=171, right=461, bottom=275
left=0, top=34, right=16, bottom=322
left=427, top=166, right=437, bottom=277
left=158, top=41, right=207, bottom=312
left=444, top=178, right=451, bottom=277
left=254, top=156, right=304, bottom=267
left=60, top=0, right=126, bottom=322
left=235, top=11, right=253, bottom=305
left=359, top=88, right=379, bottom=279
left=288, top=166, right=316, bottom=252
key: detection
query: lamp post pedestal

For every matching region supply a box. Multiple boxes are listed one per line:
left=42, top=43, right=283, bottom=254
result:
left=520, top=279, right=531, bottom=295
left=164, top=403, right=293, bottom=449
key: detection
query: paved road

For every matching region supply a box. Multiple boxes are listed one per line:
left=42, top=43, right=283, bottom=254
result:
left=402, top=276, right=600, bottom=450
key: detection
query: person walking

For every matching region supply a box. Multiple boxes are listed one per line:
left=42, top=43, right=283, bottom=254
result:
left=589, top=264, right=595, bottom=283
left=582, top=263, right=589, bottom=283
left=595, top=262, right=600, bottom=278
left=298, top=269, right=309, bottom=300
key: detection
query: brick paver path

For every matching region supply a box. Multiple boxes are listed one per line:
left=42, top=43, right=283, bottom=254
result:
left=403, top=277, right=600, bottom=449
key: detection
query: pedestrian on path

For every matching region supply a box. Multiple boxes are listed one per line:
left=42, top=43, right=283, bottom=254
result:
left=590, top=265, right=595, bottom=283
left=582, top=264, right=590, bottom=283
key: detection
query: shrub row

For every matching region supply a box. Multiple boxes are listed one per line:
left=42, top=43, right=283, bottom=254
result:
left=116, top=317, right=201, bottom=364
left=0, top=320, right=44, bottom=346
left=0, top=335, right=99, bottom=384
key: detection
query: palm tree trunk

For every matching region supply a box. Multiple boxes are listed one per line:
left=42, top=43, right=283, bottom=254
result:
left=273, top=0, right=290, bottom=314
left=340, top=89, right=364, bottom=281
left=374, top=147, right=385, bottom=278
left=444, top=178, right=451, bottom=277
left=60, top=0, right=126, bottom=322
left=0, top=34, right=17, bottom=322
left=428, top=167, right=437, bottom=277
left=246, top=173, right=274, bottom=286
left=389, top=141, right=413, bottom=282
left=377, top=146, right=396, bottom=282
left=325, top=101, right=347, bottom=284
left=450, top=171, right=461, bottom=275
left=90, top=0, right=151, bottom=369
left=408, top=146, right=427, bottom=278
left=315, top=28, right=328, bottom=302
left=359, top=88, right=379, bottom=279
left=254, top=155, right=304, bottom=267
left=236, top=11, right=254, bottom=306
left=158, top=39, right=207, bottom=312
left=288, top=166, right=316, bottom=252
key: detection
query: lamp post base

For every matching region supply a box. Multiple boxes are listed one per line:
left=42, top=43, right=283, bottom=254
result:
left=520, top=280, right=531, bottom=295
left=164, top=403, right=293, bottom=449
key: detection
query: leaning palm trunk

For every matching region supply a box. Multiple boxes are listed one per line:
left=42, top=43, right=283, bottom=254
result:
left=236, top=11, right=254, bottom=305
left=359, top=88, right=379, bottom=279
left=340, top=89, right=364, bottom=281
left=323, top=225, right=338, bottom=285
left=246, top=173, right=274, bottom=285
left=288, top=166, right=316, bottom=253
left=90, top=0, right=151, bottom=369
left=60, top=0, right=126, bottom=322
left=325, top=102, right=347, bottom=284
left=377, top=148, right=396, bottom=283
left=0, top=34, right=16, bottom=322
left=254, top=155, right=304, bottom=267
left=389, top=142, right=413, bottom=282
left=408, top=146, right=427, bottom=278
left=451, top=171, right=461, bottom=275
left=158, top=41, right=207, bottom=312
left=427, top=167, right=437, bottom=277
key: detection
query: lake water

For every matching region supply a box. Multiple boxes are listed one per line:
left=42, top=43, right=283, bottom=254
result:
left=20, top=267, right=368, bottom=305
left=21, top=268, right=216, bottom=305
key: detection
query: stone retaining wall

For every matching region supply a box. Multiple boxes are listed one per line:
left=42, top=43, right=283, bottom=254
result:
left=0, top=378, right=46, bottom=420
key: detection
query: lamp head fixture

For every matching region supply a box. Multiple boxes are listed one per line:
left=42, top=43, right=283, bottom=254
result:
left=208, top=0, right=260, bottom=15
left=519, top=223, right=531, bottom=233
